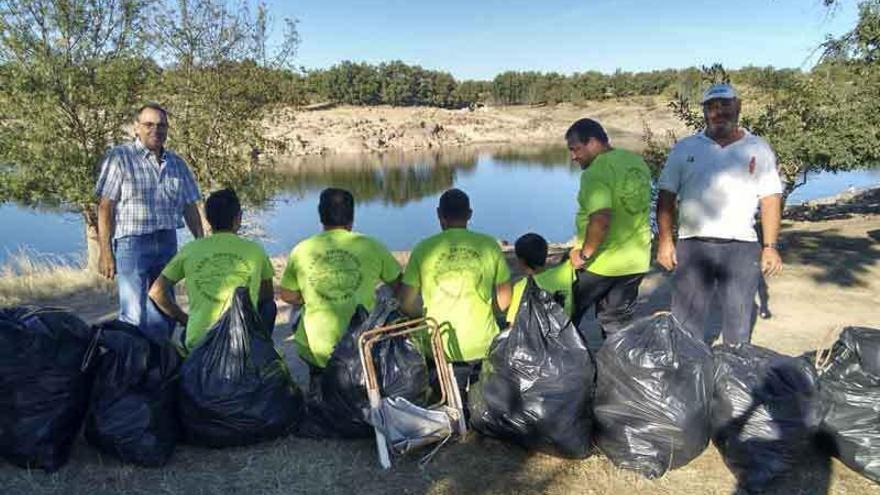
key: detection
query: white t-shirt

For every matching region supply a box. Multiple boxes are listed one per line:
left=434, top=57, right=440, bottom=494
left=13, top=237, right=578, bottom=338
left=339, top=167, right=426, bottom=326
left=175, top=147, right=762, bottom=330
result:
left=658, top=130, right=783, bottom=242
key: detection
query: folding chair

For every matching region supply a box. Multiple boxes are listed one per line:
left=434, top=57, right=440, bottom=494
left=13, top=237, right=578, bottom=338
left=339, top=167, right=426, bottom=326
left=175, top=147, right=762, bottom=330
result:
left=358, top=317, right=467, bottom=468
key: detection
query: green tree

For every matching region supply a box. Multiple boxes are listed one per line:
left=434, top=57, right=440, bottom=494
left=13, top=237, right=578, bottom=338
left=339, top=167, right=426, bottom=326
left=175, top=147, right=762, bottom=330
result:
left=151, top=0, right=299, bottom=203
left=0, top=0, right=157, bottom=269
left=0, top=0, right=299, bottom=270
left=643, top=0, right=880, bottom=198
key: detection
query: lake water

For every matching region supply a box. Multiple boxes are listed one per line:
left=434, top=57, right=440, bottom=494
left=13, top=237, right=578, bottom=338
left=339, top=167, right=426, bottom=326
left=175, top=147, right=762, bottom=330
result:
left=2, top=145, right=878, bottom=265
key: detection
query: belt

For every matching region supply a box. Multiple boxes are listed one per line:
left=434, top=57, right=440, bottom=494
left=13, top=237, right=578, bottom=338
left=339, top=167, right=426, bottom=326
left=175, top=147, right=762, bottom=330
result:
left=690, top=237, right=749, bottom=244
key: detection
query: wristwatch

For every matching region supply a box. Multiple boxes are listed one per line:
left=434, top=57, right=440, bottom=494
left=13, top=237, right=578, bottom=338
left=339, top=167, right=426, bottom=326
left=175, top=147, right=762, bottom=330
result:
left=762, top=242, right=781, bottom=249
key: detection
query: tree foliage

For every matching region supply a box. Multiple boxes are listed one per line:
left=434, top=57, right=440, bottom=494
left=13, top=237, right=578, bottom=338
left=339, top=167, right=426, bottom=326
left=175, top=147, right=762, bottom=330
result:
left=0, top=0, right=298, bottom=268
left=643, top=2, right=880, bottom=196
left=0, top=0, right=156, bottom=211
left=297, top=62, right=806, bottom=109
left=151, top=0, right=299, bottom=205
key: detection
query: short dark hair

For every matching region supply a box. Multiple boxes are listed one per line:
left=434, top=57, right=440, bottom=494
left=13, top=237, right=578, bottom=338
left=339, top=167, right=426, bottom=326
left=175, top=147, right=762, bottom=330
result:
left=319, top=188, right=355, bottom=226
left=515, top=233, right=548, bottom=270
left=438, top=188, right=471, bottom=220
left=565, top=118, right=608, bottom=145
left=205, top=188, right=241, bottom=231
left=136, top=102, right=168, bottom=122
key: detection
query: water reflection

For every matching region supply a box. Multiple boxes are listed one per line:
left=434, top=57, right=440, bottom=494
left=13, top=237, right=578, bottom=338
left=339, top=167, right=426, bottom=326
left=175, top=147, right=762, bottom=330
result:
left=2, top=145, right=878, bottom=262
left=488, top=144, right=576, bottom=170
left=271, top=147, right=479, bottom=206
left=256, top=145, right=580, bottom=253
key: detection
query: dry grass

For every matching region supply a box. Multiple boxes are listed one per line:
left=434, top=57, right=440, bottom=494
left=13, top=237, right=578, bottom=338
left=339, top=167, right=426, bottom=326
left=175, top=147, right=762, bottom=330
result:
left=0, top=249, right=113, bottom=308
left=1, top=428, right=876, bottom=495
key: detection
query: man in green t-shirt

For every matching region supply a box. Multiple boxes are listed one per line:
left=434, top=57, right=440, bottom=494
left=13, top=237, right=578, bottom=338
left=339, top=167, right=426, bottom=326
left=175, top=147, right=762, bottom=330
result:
left=401, top=188, right=512, bottom=400
left=566, top=118, right=652, bottom=343
left=279, top=188, right=401, bottom=389
left=506, top=233, right=574, bottom=325
left=149, top=188, right=276, bottom=351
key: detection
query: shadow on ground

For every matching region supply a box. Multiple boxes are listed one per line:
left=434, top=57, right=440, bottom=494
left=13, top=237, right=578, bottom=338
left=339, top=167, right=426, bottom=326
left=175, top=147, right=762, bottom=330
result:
left=781, top=228, right=880, bottom=288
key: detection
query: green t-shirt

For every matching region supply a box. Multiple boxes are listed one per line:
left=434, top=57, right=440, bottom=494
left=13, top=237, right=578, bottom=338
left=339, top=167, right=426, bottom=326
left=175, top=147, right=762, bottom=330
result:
left=161, top=232, right=274, bottom=351
left=505, top=262, right=575, bottom=324
left=575, top=148, right=652, bottom=276
left=403, top=228, right=511, bottom=362
left=279, top=229, right=401, bottom=367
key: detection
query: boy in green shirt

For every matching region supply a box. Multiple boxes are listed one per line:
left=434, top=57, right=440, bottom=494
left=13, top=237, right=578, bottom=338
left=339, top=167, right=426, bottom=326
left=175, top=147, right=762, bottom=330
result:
left=506, top=233, right=575, bottom=325
left=149, top=188, right=276, bottom=351
left=401, top=188, right=512, bottom=401
left=279, top=188, right=401, bottom=389
left=565, top=118, right=652, bottom=343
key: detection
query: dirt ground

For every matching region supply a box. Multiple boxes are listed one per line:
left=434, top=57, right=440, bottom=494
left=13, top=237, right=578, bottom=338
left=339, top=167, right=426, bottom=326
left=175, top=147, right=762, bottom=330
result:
left=261, top=98, right=688, bottom=156
left=1, top=208, right=879, bottom=494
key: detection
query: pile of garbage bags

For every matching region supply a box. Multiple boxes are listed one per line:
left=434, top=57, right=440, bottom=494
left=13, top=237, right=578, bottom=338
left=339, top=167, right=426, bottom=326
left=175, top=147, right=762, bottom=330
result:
left=3, top=292, right=880, bottom=489
left=593, top=313, right=713, bottom=478
left=469, top=277, right=595, bottom=458
left=712, top=343, right=822, bottom=491
left=0, top=307, right=95, bottom=471
left=178, top=287, right=304, bottom=447
left=298, top=299, right=431, bottom=438
left=85, top=320, right=182, bottom=466
left=812, top=326, right=880, bottom=482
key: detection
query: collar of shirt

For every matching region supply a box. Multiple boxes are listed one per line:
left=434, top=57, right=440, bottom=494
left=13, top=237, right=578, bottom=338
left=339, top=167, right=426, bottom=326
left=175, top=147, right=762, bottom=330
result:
left=134, top=137, right=167, bottom=165
left=697, top=128, right=753, bottom=147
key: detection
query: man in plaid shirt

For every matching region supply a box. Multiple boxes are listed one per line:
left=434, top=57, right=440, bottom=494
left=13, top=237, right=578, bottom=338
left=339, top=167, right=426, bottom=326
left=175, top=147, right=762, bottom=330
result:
left=95, top=103, right=204, bottom=343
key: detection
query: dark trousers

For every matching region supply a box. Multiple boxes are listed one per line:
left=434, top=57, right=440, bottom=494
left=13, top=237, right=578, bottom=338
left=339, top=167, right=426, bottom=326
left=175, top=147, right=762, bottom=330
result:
left=572, top=269, right=644, bottom=343
left=306, top=362, right=324, bottom=400
left=671, top=239, right=761, bottom=344
left=259, top=299, right=278, bottom=337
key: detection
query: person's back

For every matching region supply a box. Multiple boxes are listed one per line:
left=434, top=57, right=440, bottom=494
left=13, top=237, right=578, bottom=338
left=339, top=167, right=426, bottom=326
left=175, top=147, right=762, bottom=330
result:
left=506, top=232, right=574, bottom=325
left=406, top=228, right=510, bottom=360
left=402, top=189, right=511, bottom=363
left=149, top=188, right=274, bottom=351
left=279, top=188, right=401, bottom=369
left=167, top=234, right=272, bottom=350
left=507, top=262, right=575, bottom=324
left=282, top=229, right=400, bottom=366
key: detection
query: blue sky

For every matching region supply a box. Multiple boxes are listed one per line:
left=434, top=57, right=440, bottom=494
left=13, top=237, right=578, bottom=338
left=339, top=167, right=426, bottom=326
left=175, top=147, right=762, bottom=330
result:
left=266, top=0, right=858, bottom=80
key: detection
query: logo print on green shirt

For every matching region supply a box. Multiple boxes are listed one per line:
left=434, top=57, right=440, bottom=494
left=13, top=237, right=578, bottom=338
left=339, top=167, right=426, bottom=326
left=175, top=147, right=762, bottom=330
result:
left=308, top=249, right=363, bottom=302
left=433, top=246, right=483, bottom=298
left=193, top=253, right=252, bottom=303
left=620, top=168, right=650, bottom=215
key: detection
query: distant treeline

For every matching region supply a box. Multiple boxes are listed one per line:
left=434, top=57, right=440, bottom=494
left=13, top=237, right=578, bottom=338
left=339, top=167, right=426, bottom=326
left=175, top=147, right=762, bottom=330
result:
left=267, top=61, right=806, bottom=108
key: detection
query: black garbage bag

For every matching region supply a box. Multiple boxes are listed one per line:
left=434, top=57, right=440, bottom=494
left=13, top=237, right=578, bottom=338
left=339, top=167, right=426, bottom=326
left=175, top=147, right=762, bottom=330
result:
left=468, top=277, right=594, bottom=458
left=0, top=307, right=95, bottom=471
left=297, top=299, right=430, bottom=439
left=84, top=320, right=181, bottom=466
left=179, top=288, right=304, bottom=447
left=594, top=313, right=713, bottom=478
left=812, top=326, right=880, bottom=482
left=712, top=343, right=822, bottom=491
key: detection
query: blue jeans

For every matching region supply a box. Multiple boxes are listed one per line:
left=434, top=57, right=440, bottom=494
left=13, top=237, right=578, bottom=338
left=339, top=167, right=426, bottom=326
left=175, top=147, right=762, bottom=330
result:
left=114, top=229, right=178, bottom=344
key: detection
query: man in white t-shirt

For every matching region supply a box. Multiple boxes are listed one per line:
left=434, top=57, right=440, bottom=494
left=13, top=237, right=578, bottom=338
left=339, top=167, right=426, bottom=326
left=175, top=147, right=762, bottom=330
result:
left=656, top=83, right=784, bottom=344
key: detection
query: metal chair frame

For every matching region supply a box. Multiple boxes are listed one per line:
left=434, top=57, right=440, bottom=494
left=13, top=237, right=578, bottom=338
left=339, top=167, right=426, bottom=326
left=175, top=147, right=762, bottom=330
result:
left=357, top=317, right=467, bottom=468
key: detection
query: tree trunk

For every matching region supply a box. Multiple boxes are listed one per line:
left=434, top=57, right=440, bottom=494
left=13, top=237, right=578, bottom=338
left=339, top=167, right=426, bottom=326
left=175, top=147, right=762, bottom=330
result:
left=83, top=205, right=100, bottom=273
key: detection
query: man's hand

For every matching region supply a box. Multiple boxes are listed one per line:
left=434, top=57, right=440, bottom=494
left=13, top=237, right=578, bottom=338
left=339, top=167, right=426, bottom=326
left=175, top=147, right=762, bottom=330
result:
left=656, top=239, right=677, bottom=271
left=569, top=247, right=585, bottom=270
left=99, top=247, right=115, bottom=279
left=761, top=247, right=783, bottom=277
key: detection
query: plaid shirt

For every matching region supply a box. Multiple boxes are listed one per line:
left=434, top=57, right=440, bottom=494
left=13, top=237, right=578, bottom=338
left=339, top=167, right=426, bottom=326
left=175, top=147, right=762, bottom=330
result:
left=95, top=139, right=201, bottom=239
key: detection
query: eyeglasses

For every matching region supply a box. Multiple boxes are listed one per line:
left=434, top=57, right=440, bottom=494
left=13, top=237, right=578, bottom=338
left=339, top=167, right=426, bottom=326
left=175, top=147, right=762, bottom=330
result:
left=139, top=121, right=169, bottom=130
